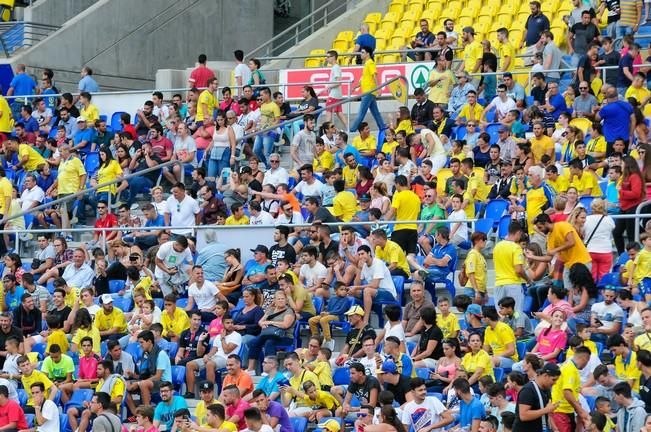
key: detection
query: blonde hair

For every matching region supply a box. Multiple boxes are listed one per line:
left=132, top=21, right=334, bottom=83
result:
left=590, top=198, right=607, bottom=215
left=151, top=186, right=164, bottom=195
left=553, top=195, right=567, bottom=211
left=372, top=182, right=388, bottom=196
left=568, top=206, right=587, bottom=226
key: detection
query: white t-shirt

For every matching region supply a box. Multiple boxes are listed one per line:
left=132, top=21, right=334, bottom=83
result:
left=262, top=167, right=289, bottom=187
left=583, top=214, right=615, bottom=254
left=361, top=258, right=397, bottom=298
left=234, top=64, right=252, bottom=91
left=242, top=426, right=274, bottom=432
left=401, top=397, right=448, bottom=432
left=37, top=244, right=56, bottom=262
left=293, top=179, right=324, bottom=198
left=213, top=331, right=242, bottom=361
left=154, top=241, right=194, bottom=280
left=174, top=135, right=198, bottom=167
left=449, top=209, right=468, bottom=241
left=359, top=356, right=378, bottom=377
left=84, top=303, right=101, bottom=319
left=275, top=211, right=304, bottom=226
left=487, top=96, right=517, bottom=121
left=590, top=301, right=624, bottom=331
left=153, top=200, right=168, bottom=216
left=383, top=322, right=405, bottom=342
left=38, top=399, right=60, bottom=432
left=20, top=186, right=44, bottom=211
left=299, top=262, right=328, bottom=287
left=165, top=195, right=200, bottom=235
left=188, top=281, right=219, bottom=310
left=0, top=378, right=18, bottom=402
left=250, top=211, right=275, bottom=225
left=578, top=354, right=602, bottom=385
left=329, top=64, right=343, bottom=99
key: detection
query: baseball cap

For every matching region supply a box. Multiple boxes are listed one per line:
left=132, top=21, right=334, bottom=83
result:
left=503, top=72, right=513, bottom=78
left=76, top=116, right=87, bottom=123
left=463, top=26, right=475, bottom=35
left=250, top=244, right=269, bottom=255
left=537, top=363, right=561, bottom=376
left=101, top=294, right=113, bottom=305
left=379, top=360, right=398, bottom=374
left=199, top=380, right=214, bottom=392
left=466, top=303, right=482, bottom=316
left=317, top=419, right=341, bottom=432
left=359, top=193, right=371, bottom=202
left=344, top=305, right=365, bottom=317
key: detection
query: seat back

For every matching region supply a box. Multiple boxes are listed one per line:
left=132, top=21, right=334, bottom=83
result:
left=290, top=417, right=309, bottom=432
left=497, top=215, right=512, bottom=239
left=333, top=367, right=350, bottom=385
left=485, top=199, right=509, bottom=223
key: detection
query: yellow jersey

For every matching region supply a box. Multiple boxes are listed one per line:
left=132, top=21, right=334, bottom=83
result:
left=46, top=329, right=69, bottom=354
left=484, top=321, right=518, bottom=361
left=0, top=178, right=12, bottom=215
left=360, top=59, right=378, bottom=95
left=72, top=326, right=102, bottom=354
left=18, top=144, right=46, bottom=171
left=196, top=90, right=216, bottom=122
left=312, top=360, right=335, bottom=388
left=375, top=240, right=410, bottom=276
left=625, top=86, right=650, bottom=104
left=160, top=307, right=191, bottom=337
left=352, top=135, right=377, bottom=154
left=493, top=240, right=526, bottom=286
left=391, top=189, right=421, bottom=231
left=331, top=190, right=357, bottom=222
left=437, top=313, right=461, bottom=338
left=313, top=151, right=335, bottom=172
left=96, top=159, right=123, bottom=194
left=632, top=249, right=651, bottom=285
left=614, top=350, right=641, bottom=392
left=224, top=215, right=249, bottom=225
left=461, top=350, right=494, bottom=380
left=342, top=165, right=359, bottom=189
left=547, top=175, right=569, bottom=194
left=195, top=399, right=220, bottom=426
left=21, top=370, right=54, bottom=406
left=524, top=183, right=555, bottom=234
left=462, top=40, right=483, bottom=73
left=80, top=104, right=100, bottom=124
left=547, top=221, right=591, bottom=268
left=552, top=360, right=581, bottom=414
left=0, top=95, right=13, bottom=133
left=498, top=42, right=515, bottom=72
left=57, top=156, right=86, bottom=195
left=458, top=104, right=484, bottom=123
left=259, top=101, right=280, bottom=129
left=569, top=172, right=599, bottom=197
left=464, top=249, right=487, bottom=293
left=530, top=135, right=555, bottom=163
left=93, top=307, right=128, bottom=334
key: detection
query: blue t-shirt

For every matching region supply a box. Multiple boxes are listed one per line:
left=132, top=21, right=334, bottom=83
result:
left=244, top=262, right=269, bottom=288
left=326, top=295, right=352, bottom=320
left=5, top=286, right=25, bottom=310
left=22, top=116, right=40, bottom=133
left=73, top=128, right=97, bottom=150
left=607, top=181, right=620, bottom=214
left=336, top=145, right=361, bottom=166
left=549, top=94, right=567, bottom=121
left=78, top=75, right=100, bottom=93
left=618, top=54, right=635, bottom=88
left=429, top=243, right=457, bottom=273
left=156, top=350, right=172, bottom=382
left=9, top=73, right=36, bottom=96
left=525, top=14, right=550, bottom=46
left=356, top=34, right=376, bottom=50
left=145, top=214, right=165, bottom=227
left=153, top=395, right=188, bottom=430
left=599, top=100, right=634, bottom=142
left=41, top=88, right=57, bottom=110
left=256, top=372, right=286, bottom=397
left=459, top=397, right=484, bottom=428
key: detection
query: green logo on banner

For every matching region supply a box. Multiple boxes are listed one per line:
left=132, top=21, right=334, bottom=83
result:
left=411, top=65, right=430, bottom=89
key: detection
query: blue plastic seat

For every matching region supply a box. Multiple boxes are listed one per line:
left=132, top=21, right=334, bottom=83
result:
left=63, top=388, right=94, bottom=411
left=333, top=367, right=350, bottom=385
left=485, top=199, right=509, bottom=228
left=494, top=367, right=504, bottom=382
left=108, top=279, right=125, bottom=294
left=60, top=413, right=69, bottom=432
left=110, top=111, right=127, bottom=132
left=171, top=365, right=186, bottom=392
left=17, top=389, right=27, bottom=406
left=516, top=341, right=527, bottom=361
left=294, top=297, right=324, bottom=347
left=84, top=152, right=100, bottom=176
left=485, top=123, right=502, bottom=144
left=176, top=298, right=189, bottom=309
left=372, top=276, right=405, bottom=327
left=25, top=414, right=35, bottom=428
left=598, top=272, right=622, bottom=288
left=579, top=196, right=594, bottom=214
left=416, top=368, right=431, bottom=379
left=113, top=297, right=133, bottom=312
left=125, top=342, right=142, bottom=363
left=290, top=417, right=308, bottom=432
left=32, top=342, right=46, bottom=359
left=497, top=215, right=512, bottom=239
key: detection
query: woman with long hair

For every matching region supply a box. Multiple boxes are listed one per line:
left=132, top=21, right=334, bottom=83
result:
left=373, top=160, right=396, bottom=195
left=70, top=307, right=101, bottom=354
left=428, top=338, right=462, bottom=392
left=525, top=242, right=552, bottom=313
left=116, top=144, right=131, bottom=172
left=355, top=166, right=374, bottom=196
left=560, top=125, right=584, bottom=164
left=205, top=110, right=236, bottom=179
left=217, top=248, right=244, bottom=300
left=568, top=262, right=599, bottom=324
left=247, top=58, right=266, bottom=87
left=364, top=405, right=407, bottom=432
left=461, top=332, right=494, bottom=386
left=638, top=143, right=651, bottom=199
left=618, top=288, right=648, bottom=332
left=96, top=146, right=127, bottom=205
left=2, top=252, right=23, bottom=283
left=583, top=198, right=616, bottom=281
left=614, top=156, right=646, bottom=254
left=370, top=181, right=391, bottom=216
left=568, top=206, right=587, bottom=239
left=552, top=186, right=581, bottom=222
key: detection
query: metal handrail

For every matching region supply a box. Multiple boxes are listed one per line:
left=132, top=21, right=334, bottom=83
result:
left=247, top=0, right=348, bottom=59
left=635, top=199, right=651, bottom=241
left=5, top=74, right=410, bottom=223
left=0, top=21, right=60, bottom=56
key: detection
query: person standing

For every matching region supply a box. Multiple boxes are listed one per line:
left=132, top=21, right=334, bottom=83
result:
left=613, top=156, right=645, bottom=254
left=386, top=175, right=421, bottom=258
left=189, top=54, right=216, bottom=89
left=520, top=1, right=550, bottom=56
left=322, top=50, right=347, bottom=129
left=550, top=346, right=591, bottom=432
left=349, top=46, right=386, bottom=133
left=512, top=363, right=561, bottom=432
left=493, top=222, right=531, bottom=310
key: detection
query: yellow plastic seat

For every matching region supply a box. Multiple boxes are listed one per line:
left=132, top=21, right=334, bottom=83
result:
left=375, top=38, right=387, bottom=51
left=436, top=168, right=453, bottom=195
left=332, top=31, right=354, bottom=52
left=478, top=5, right=498, bottom=19
left=364, top=12, right=382, bottom=33
left=426, top=0, right=442, bottom=9
left=509, top=29, right=523, bottom=46
left=388, top=0, right=406, bottom=15
left=459, top=6, right=479, bottom=19
left=391, top=26, right=410, bottom=46
left=551, top=28, right=565, bottom=48
left=304, top=49, right=325, bottom=68
left=400, top=9, right=419, bottom=27
left=421, top=9, right=440, bottom=25
left=475, top=21, right=489, bottom=35
left=477, top=16, right=492, bottom=27
left=375, top=28, right=391, bottom=49
left=458, top=16, right=473, bottom=28
left=570, top=118, right=592, bottom=134
left=407, top=0, right=426, bottom=9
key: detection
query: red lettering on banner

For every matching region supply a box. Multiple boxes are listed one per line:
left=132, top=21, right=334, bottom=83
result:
left=281, top=65, right=406, bottom=99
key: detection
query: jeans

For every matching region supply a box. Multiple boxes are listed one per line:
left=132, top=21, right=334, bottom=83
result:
left=350, top=94, right=386, bottom=132
left=253, top=134, right=274, bottom=166
left=134, top=235, right=158, bottom=250
left=247, top=334, right=294, bottom=364
left=606, top=21, right=618, bottom=39
left=616, top=23, right=634, bottom=39
left=126, top=176, right=154, bottom=206
left=207, top=148, right=231, bottom=179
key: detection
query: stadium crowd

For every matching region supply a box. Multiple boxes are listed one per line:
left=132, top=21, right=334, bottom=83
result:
left=0, top=1, right=649, bottom=432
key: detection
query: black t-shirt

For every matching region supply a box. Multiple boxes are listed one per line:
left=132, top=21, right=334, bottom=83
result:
left=602, top=50, right=621, bottom=86
left=345, top=325, right=377, bottom=355
left=411, top=100, right=435, bottom=125
left=639, top=374, right=651, bottom=413
left=418, top=325, right=444, bottom=360
left=270, top=243, right=296, bottom=266
left=13, top=306, right=41, bottom=336
left=319, top=240, right=339, bottom=262
left=179, top=326, right=210, bottom=360
left=0, top=326, right=24, bottom=368
left=570, top=23, right=599, bottom=55
left=384, top=375, right=412, bottom=405
left=531, top=84, right=548, bottom=105
left=248, top=179, right=263, bottom=193
left=133, top=153, right=163, bottom=182
left=348, top=376, right=381, bottom=406
left=513, top=381, right=550, bottom=432
left=260, top=283, right=280, bottom=309
left=48, top=306, right=71, bottom=329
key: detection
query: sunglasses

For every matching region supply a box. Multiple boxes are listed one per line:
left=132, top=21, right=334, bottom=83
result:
left=579, top=87, right=588, bottom=90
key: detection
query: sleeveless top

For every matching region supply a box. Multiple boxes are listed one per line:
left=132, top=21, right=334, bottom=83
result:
left=211, top=127, right=231, bottom=159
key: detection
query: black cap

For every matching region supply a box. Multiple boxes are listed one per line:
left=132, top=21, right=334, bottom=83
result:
left=250, top=244, right=269, bottom=255
left=537, top=363, right=561, bottom=376
left=359, top=193, right=371, bottom=202
left=199, top=380, right=214, bottom=391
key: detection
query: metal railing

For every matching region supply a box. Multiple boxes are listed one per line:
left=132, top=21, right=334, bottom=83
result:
left=247, top=0, right=349, bottom=59
left=0, top=21, right=60, bottom=56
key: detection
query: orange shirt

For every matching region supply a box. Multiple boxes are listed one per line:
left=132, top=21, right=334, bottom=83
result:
left=283, top=193, right=301, bottom=212
left=222, top=370, right=254, bottom=398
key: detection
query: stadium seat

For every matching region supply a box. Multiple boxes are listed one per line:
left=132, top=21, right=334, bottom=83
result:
left=294, top=296, right=324, bottom=347
left=291, top=417, right=308, bottom=432
left=416, top=368, right=431, bottom=379
left=304, top=49, right=326, bottom=68
left=333, top=31, right=354, bottom=52
left=60, top=413, right=70, bottom=432
left=171, top=365, right=186, bottom=392
left=570, top=117, right=592, bottom=134
left=63, top=388, right=94, bottom=411
left=125, top=342, right=142, bottom=362
left=113, top=297, right=133, bottom=312
left=333, top=367, right=351, bottom=385
left=494, top=367, right=504, bottom=382
left=32, top=342, right=46, bottom=359
left=108, top=279, right=125, bottom=294
left=17, top=389, right=27, bottom=406
left=516, top=341, right=527, bottom=360
left=177, top=298, right=189, bottom=309
left=485, top=199, right=509, bottom=228
left=497, top=215, right=512, bottom=239
left=598, top=272, right=622, bottom=288
left=110, top=111, right=126, bottom=132
left=388, top=0, right=406, bottom=15
left=400, top=9, right=419, bottom=28
left=474, top=218, right=494, bottom=234
left=364, top=12, right=383, bottom=33
left=579, top=196, right=594, bottom=212
left=84, top=152, right=100, bottom=176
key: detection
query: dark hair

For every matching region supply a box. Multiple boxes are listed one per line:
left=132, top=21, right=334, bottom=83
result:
left=420, top=306, right=437, bottom=325
left=613, top=381, right=633, bottom=398
left=137, top=330, right=155, bottom=344
left=482, top=306, right=499, bottom=321
left=244, top=407, right=262, bottom=422
left=94, top=392, right=111, bottom=409
left=452, top=378, right=471, bottom=394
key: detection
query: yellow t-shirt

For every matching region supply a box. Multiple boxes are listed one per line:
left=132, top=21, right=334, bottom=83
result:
left=525, top=184, right=554, bottom=234
left=259, top=101, right=280, bottom=129
left=547, top=221, right=591, bottom=267
left=352, top=135, right=377, bottom=154
left=360, top=59, right=377, bottom=95
left=462, top=189, right=475, bottom=219
left=484, top=321, right=518, bottom=361
left=18, top=144, right=46, bottom=171
left=312, top=360, right=335, bottom=388
left=96, top=376, right=126, bottom=408
left=395, top=119, right=415, bottom=136
left=437, top=313, right=461, bottom=338
left=224, top=215, right=250, bottom=225
left=586, top=135, right=607, bottom=158
left=303, top=389, right=340, bottom=410
left=625, top=86, right=651, bottom=104
left=97, top=159, right=123, bottom=194
left=566, top=340, right=598, bottom=358
left=94, top=307, right=128, bottom=334
left=634, top=332, right=651, bottom=352
left=290, top=369, right=321, bottom=407
left=614, top=350, right=642, bottom=392
left=313, top=151, right=335, bottom=172
left=46, top=329, right=69, bottom=354
left=391, top=189, right=421, bottom=231
left=458, top=103, right=484, bottom=122
left=632, top=249, right=651, bottom=285
left=552, top=360, right=582, bottom=414
left=0, top=178, right=12, bottom=215
left=464, top=249, right=487, bottom=293
left=569, top=172, right=598, bottom=197
left=64, top=287, right=79, bottom=308
left=160, top=307, right=191, bottom=337
left=342, top=165, right=359, bottom=189
left=498, top=42, right=515, bottom=72
left=331, top=190, right=357, bottom=222
left=72, top=327, right=102, bottom=354
left=80, top=104, right=100, bottom=124
left=57, top=156, right=86, bottom=195
left=427, top=69, right=455, bottom=104
left=493, top=240, right=526, bottom=286
left=375, top=240, right=410, bottom=276
left=461, top=350, right=494, bottom=380
left=21, top=370, right=54, bottom=406
left=195, top=399, right=220, bottom=426
left=547, top=176, right=569, bottom=194
left=0, top=95, right=12, bottom=133
left=462, top=40, right=483, bottom=73
left=133, top=276, right=153, bottom=300
left=530, top=135, right=555, bottom=163
left=196, top=90, right=216, bottom=122
left=381, top=140, right=398, bottom=155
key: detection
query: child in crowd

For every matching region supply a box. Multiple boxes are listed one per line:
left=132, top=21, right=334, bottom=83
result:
left=381, top=129, right=398, bottom=156
left=595, top=396, right=616, bottom=432
left=307, top=282, right=351, bottom=350
left=320, top=171, right=336, bottom=207
left=628, top=233, right=651, bottom=294
left=298, top=380, right=340, bottom=422
left=621, top=242, right=641, bottom=286
left=207, top=300, right=229, bottom=339
left=436, top=297, right=460, bottom=339
left=606, top=165, right=622, bottom=214
left=45, top=314, right=68, bottom=354
left=0, top=336, right=21, bottom=385
left=478, top=375, right=494, bottom=413
left=304, top=348, right=334, bottom=391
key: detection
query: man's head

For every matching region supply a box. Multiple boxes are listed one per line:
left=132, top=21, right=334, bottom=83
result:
left=226, top=354, right=242, bottom=376
left=613, top=381, right=634, bottom=405
left=137, top=330, right=156, bottom=352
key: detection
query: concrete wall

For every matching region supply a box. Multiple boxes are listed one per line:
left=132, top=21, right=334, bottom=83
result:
left=5, top=0, right=274, bottom=91
left=23, top=0, right=99, bottom=27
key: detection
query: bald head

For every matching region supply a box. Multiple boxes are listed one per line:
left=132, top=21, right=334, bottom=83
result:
left=605, top=87, right=618, bottom=100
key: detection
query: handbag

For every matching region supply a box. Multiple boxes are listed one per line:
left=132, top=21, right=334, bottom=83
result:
left=260, top=308, right=289, bottom=337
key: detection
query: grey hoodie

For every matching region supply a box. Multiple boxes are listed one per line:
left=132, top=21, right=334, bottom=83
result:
left=616, top=398, right=647, bottom=432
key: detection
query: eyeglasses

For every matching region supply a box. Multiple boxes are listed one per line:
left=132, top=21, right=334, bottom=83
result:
left=579, top=87, right=588, bottom=90
left=270, top=160, right=280, bottom=163
left=357, top=413, right=368, bottom=418
left=97, top=206, right=106, bottom=210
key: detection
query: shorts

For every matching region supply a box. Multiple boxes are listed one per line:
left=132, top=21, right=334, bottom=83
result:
left=391, top=229, right=418, bottom=255
left=191, top=355, right=228, bottom=370
left=376, top=289, right=397, bottom=303
left=551, top=412, right=576, bottom=432
left=326, top=97, right=342, bottom=113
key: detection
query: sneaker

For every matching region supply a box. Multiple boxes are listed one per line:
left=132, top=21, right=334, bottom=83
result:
left=183, top=391, right=195, bottom=399
left=130, top=203, right=139, bottom=211
left=323, top=339, right=336, bottom=351
left=417, top=269, right=430, bottom=280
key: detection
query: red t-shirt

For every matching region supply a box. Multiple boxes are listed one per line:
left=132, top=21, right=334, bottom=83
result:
left=0, top=399, right=28, bottom=429
left=189, top=65, right=215, bottom=89
left=225, top=398, right=251, bottom=430
left=150, top=136, right=173, bottom=160
left=94, top=213, right=118, bottom=238
left=123, top=124, right=137, bottom=140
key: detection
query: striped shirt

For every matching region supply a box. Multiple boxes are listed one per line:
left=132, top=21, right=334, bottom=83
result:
left=619, top=0, right=641, bottom=26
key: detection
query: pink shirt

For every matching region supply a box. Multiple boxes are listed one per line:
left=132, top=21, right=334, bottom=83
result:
left=226, top=398, right=251, bottom=430
left=207, top=317, right=223, bottom=338
left=535, top=328, right=567, bottom=362
left=78, top=354, right=100, bottom=379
